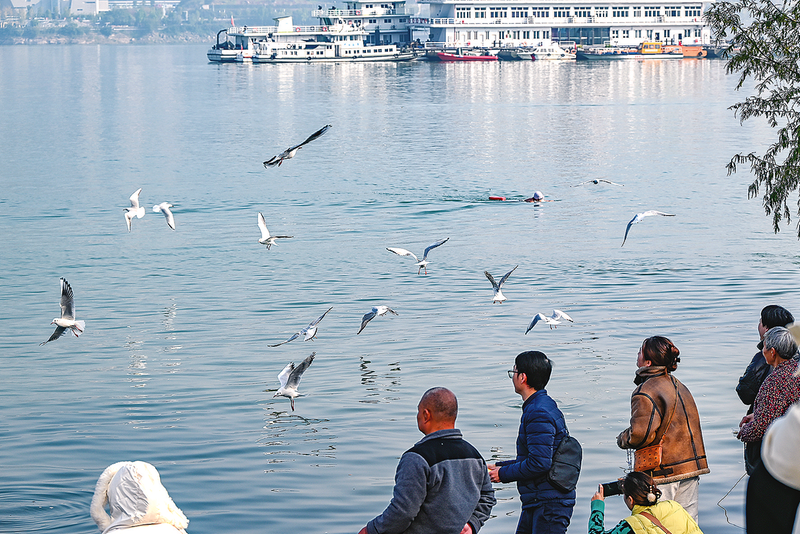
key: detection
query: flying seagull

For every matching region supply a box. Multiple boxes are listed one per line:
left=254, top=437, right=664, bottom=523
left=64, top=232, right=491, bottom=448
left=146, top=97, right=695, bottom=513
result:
left=386, top=238, right=449, bottom=275
left=152, top=202, right=176, bottom=230
left=269, top=307, right=333, bottom=347
left=257, top=212, right=293, bottom=249
left=484, top=265, right=518, bottom=304
left=41, top=277, right=85, bottom=345
left=622, top=210, right=676, bottom=247
left=573, top=179, right=624, bottom=187
left=357, top=306, right=398, bottom=335
left=263, top=124, right=332, bottom=168
left=273, top=352, right=315, bottom=411
left=124, top=188, right=146, bottom=232
left=526, top=310, right=574, bottom=334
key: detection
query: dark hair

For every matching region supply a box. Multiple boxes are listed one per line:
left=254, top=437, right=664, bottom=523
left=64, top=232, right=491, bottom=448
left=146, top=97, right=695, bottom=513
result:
left=420, top=387, right=458, bottom=421
left=515, top=351, right=552, bottom=390
left=623, top=471, right=662, bottom=506
left=761, top=305, right=794, bottom=330
left=642, top=336, right=681, bottom=372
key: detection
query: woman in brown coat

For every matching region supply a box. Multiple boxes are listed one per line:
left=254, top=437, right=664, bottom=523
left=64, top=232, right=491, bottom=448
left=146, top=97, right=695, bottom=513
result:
left=617, top=336, right=710, bottom=522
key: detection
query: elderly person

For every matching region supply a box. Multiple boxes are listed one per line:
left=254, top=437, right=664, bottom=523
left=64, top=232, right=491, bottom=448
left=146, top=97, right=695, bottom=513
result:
left=738, top=327, right=800, bottom=446
left=617, top=336, right=710, bottom=522
left=736, top=305, right=794, bottom=474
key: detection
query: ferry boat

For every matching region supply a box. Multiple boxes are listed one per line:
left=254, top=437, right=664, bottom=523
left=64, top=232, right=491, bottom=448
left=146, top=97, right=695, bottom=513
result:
left=531, top=44, right=576, bottom=60
left=576, top=41, right=683, bottom=59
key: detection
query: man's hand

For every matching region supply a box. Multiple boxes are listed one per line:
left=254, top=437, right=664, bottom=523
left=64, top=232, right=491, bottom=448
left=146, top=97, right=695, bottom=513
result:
left=591, top=484, right=605, bottom=502
left=460, top=523, right=474, bottom=534
left=488, top=464, right=501, bottom=483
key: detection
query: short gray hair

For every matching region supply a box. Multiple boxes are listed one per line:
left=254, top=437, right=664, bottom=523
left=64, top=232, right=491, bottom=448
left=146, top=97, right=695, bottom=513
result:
left=763, top=326, right=798, bottom=361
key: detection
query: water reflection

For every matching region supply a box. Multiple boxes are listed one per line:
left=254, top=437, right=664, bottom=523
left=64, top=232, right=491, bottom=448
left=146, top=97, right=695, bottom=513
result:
left=359, top=356, right=401, bottom=403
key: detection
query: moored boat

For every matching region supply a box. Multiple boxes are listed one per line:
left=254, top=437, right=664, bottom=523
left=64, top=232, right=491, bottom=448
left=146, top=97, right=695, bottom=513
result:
left=532, top=45, right=576, bottom=60
left=577, top=41, right=683, bottom=60
left=437, top=50, right=498, bottom=61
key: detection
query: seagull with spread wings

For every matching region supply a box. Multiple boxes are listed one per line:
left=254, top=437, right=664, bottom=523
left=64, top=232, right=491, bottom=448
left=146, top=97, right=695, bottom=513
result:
left=484, top=265, right=518, bottom=304
left=622, top=210, right=676, bottom=247
left=257, top=212, right=293, bottom=249
left=124, top=188, right=146, bottom=232
left=269, top=307, right=333, bottom=347
left=357, top=306, right=398, bottom=335
left=386, top=237, right=449, bottom=275
left=263, top=124, right=332, bottom=168
left=573, top=179, right=624, bottom=187
left=526, top=310, right=574, bottom=333
left=41, top=278, right=85, bottom=345
left=273, top=352, right=315, bottom=410
left=152, top=202, right=176, bottom=230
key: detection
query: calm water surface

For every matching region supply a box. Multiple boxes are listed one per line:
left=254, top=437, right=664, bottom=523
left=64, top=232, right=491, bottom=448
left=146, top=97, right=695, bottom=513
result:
left=1, top=45, right=799, bottom=534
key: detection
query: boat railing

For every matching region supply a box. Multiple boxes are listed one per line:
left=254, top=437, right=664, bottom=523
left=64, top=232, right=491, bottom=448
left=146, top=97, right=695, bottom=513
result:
left=429, top=15, right=701, bottom=26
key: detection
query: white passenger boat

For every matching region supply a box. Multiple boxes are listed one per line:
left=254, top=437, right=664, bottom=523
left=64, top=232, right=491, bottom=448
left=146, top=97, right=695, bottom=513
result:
left=531, top=44, right=576, bottom=60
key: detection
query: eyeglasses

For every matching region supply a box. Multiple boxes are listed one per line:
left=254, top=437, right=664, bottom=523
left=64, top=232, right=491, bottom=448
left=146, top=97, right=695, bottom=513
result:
left=507, top=370, right=520, bottom=379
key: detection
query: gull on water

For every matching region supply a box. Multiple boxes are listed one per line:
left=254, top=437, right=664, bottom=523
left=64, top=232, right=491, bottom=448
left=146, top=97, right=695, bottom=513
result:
left=257, top=212, right=293, bottom=249
left=263, top=124, right=332, bottom=168
left=573, top=179, right=624, bottom=187
left=357, top=306, right=398, bottom=334
left=386, top=237, right=449, bottom=274
left=273, top=352, right=315, bottom=410
left=124, top=188, right=145, bottom=232
left=485, top=265, right=518, bottom=304
left=152, top=202, right=176, bottom=230
left=526, top=310, right=574, bottom=334
left=269, top=307, right=333, bottom=347
left=41, top=277, right=85, bottom=345
left=622, top=210, right=676, bottom=247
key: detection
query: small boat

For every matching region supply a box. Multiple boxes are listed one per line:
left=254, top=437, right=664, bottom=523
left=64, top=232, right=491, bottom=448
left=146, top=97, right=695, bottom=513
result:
left=531, top=45, right=576, bottom=61
left=437, top=50, right=498, bottom=61
left=577, top=42, right=683, bottom=60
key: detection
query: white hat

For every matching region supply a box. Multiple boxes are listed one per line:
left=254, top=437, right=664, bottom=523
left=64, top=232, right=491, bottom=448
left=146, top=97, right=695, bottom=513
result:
left=533, top=191, right=543, bottom=200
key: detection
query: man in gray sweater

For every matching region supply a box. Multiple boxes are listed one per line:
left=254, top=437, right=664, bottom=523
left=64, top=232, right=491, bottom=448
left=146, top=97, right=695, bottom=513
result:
left=358, top=387, right=496, bottom=534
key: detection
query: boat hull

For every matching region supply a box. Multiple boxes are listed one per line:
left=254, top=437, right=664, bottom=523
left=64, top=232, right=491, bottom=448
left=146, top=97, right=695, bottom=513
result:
left=436, top=52, right=498, bottom=61
left=253, top=52, right=418, bottom=63
left=576, top=51, right=682, bottom=60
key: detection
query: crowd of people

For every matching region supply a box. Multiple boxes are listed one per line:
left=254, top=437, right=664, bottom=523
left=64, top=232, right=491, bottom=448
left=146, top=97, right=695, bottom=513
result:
left=90, top=305, right=800, bottom=534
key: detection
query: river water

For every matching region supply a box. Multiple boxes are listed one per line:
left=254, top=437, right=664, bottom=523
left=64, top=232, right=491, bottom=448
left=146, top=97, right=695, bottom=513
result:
left=1, top=44, right=797, bottom=534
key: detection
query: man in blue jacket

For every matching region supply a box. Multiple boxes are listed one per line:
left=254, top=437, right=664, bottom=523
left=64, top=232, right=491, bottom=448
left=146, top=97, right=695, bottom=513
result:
left=359, top=387, right=496, bottom=534
left=488, top=351, right=575, bottom=534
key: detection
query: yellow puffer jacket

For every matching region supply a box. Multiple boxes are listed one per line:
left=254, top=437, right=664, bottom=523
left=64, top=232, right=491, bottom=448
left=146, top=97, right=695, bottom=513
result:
left=625, top=500, right=703, bottom=534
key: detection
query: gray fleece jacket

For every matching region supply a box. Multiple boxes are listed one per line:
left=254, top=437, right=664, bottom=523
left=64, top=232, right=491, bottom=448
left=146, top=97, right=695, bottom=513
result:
left=366, top=428, right=496, bottom=534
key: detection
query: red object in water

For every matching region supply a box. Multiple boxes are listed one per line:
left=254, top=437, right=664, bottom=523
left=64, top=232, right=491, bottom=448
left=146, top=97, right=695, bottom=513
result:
left=489, top=196, right=506, bottom=201
left=437, top=52, right=498, bottom=62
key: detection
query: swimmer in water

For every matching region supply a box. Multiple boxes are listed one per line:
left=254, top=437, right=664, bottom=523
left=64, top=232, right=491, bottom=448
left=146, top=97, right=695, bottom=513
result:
left=523, top=191, right=552, bottom=202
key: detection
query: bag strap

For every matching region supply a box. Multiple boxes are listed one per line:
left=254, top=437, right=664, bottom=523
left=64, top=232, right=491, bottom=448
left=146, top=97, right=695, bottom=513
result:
left=639, top=511, right=674, bottom=534
left=652, top=375, right=680, bottom=446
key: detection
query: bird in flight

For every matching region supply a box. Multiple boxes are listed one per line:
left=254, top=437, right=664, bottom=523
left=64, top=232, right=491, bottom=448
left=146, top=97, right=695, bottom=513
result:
left=622, top=210, right=675, bottom=247
left=257, top=212, right=293, bottom=249
left=357, top=306, right=398, bottom=334
left=269, top=307, right=333, bottom=347
left=263, top=124, right=332, bottom=167
left=574, top=179, right=623, bottom=187
left=152, top=202, right=176, bottom=230
left=386, top=238, right=449, bottom=275
left=273, top=352, right=315, bottom=411
left=526, top=310, right=574, bottom=333
left=124, top=188, right=146, bottom=232
left=485, top=265, right=518, bottom=304
left=41, top=278, right=85, bottom=345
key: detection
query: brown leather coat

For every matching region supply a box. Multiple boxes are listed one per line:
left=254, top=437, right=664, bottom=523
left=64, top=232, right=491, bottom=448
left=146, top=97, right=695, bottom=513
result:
left=617, top=366, right=710, bottom=484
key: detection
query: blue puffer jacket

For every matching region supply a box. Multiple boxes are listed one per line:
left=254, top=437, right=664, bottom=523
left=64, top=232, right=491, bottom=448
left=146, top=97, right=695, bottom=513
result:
left=496, top=390, right=576, bottom=507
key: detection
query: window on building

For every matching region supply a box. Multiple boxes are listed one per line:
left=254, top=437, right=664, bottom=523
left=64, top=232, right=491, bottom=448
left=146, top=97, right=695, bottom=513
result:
left=489, top=7, right=508, bottom=17
left=664, top=6, right=680, bottom=16
left=573, top=6, right=591, bottom=17
left=684, top=5, right=701, bottom=16
left=612, top=6, right=629, bottom=16
left=611, top=29, right=619, bottom=38
left=511, top=7, right=528, bottom=17
left=531, top=7, right=549, bottom=17
left=533, top=30, right=540, bottom=38
left=523, top=30, right=530, bottom=38
left=474, top=7, right=486, bottom=17
left=635, top=29, right=642, bottom=37
left=456, top=8, right=471, bottom=18
left=632, top=6, right=642, bottom=16
left=622, top=29, right=629, bottom=38
left=646, top=28, right=653, bottom=37
left=644, top=6, right=660, bottom=16
left=694, top=28, right=701, bottom=36
left=384, top=18, right=391, bottom=22
left=553, top=6, right=569, bottom=17
left=594, top=6, right=609, bottom=17
left=664, top=29, right=670, bottom=37
left=543, top=30, right=550, bottom=38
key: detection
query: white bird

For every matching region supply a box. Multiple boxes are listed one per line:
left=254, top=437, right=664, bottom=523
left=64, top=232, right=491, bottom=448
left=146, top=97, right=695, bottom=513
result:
left=574, top=179, right=624, bottom=187
left=273, top=352, right=315, bottom=411
left=622, top=210, right=676, bottom=247
left=269, top=307, right=333, bottom=347
left=386, top=237, right=449, bottom=275
left=263, top=124, right=332, bottom=167
left=357, top=306, right=398, bottom=335
left=123, top=188, right=146, bottom=232
left=257, top=212, right=293, bottom=249
left=526, top=310, right=574, bottom=333
left=484, top=265, right=518, bottom=304
left=41, top=278, right=85, bottom=345
left=152, top=202, right=176, bottom=230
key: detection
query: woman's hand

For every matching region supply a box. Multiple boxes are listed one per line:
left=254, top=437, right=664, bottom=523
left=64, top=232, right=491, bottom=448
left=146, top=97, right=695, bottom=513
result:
left=592, top=484, right=605, bottom=502
left=740, top=414, right=754, bottom=428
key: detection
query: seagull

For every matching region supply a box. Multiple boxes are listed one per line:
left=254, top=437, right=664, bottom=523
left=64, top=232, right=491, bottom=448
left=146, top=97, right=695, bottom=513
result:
left=357, top=306, right=398, bottom=334
left=152, top=202, right=175, bottom=230
left=269, top=307, right=333, bottom=347
left=386, top=238, right=449, bottom=274
left=123, top=188, right=146, bottom=232
left=257, top=212, right=293, bottom=249
left=41, top=278, right=85, bottom=345
left=484, top=265, right=518, bottom=304
left=263, top=124, right=332, bottom=168
left=573, top=179, right=623, bottom=187
left=273, top=352, right=315, bottom=411
left=526, top=310, right=574, bottom=333
left=622, top=210, right=676, bottom=247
